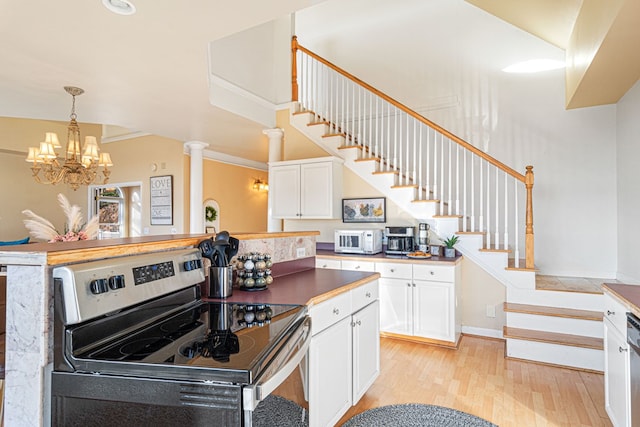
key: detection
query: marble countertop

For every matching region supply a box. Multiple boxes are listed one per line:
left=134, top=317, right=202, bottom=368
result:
left=205, top=268, right=380, bottom=307
left=316, top=249, right=462, bottom=265
left=603, top=283, right=640, bottom=318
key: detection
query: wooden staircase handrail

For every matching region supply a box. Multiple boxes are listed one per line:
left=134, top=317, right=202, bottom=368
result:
left=292, top=36, right=535, bottom=270
left=292, top=36, right=525, bottom=183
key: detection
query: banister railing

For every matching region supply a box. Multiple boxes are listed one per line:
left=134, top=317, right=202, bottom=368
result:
left=292, top=36, right=534, bottom=269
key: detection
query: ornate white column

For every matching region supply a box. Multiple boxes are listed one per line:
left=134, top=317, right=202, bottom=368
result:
left=184, top=141, right=209, bottom=233
left=262, top=128, right=284, bottom=232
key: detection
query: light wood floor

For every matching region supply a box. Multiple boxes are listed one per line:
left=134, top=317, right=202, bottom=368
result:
left=337, top=336, right=612, bottom=427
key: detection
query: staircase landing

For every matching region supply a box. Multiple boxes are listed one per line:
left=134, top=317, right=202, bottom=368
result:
left=536, top=275, right=620, bottom=294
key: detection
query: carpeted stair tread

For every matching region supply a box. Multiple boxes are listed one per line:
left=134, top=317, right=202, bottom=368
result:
left=504, top=302, right=602, bottom=321
left=503, top=326, right=603, bottom=350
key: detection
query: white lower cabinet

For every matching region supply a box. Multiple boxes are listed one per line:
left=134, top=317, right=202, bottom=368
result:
left=309, top=315, right=352, bottom=427
left=308, top=280, right=380, bottom=427
left=377, top=261, right=459, bottom=345
left=603, top=293, right=631, bottom=427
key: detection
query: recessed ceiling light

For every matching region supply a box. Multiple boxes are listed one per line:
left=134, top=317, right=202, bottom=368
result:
left=502, top=59, right=565, bottom=74
left=102, top=0, right=136, bottom=15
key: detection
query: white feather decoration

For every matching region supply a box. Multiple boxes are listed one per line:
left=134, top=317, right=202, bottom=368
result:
left=57, top=193, right=83, bottom=234
left=83, top=215, right=100, bottom=240
left=23, top=193, right=101, bottom=242
left=22, top=209, right=59, bottom=241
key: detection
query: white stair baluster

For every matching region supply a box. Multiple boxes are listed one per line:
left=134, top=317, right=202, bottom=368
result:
left=514, top=177, right=520, bottom=268
left=433, top=130, right=439, bottom=205
left=456, top=145, right=460, bottom=215
left=495, top=166, right=500, bottom=249
left=425, top=127, right=431, bottom=198
left=447, top=138, right=452, bottom=215
left=462, top=149, right=467, bottom=232
left=418, top=124, right=423, bottom=199
left=470, top=154, right=475, bottom=232
left=486, top=165, right=491, bottom=249
left=504, top=171, right=509, bottom=253
left=479, top=160, right=484, bottom=233
left=413, top=120, right=417, bottom=193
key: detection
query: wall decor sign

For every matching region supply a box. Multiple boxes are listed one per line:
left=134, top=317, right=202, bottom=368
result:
left=150, top=175, right=173, bottom=225
left=342, top=197, right=386, bottom=223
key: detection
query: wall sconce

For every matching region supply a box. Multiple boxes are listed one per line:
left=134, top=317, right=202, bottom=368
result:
left=252, top=178, right=269, bottom=192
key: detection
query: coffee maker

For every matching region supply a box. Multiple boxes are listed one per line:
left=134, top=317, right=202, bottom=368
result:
left=417, top=223, right=429, bottom=252
left=385, top=226, right=415, bottom=255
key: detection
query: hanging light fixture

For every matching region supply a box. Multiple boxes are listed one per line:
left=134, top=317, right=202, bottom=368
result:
left=25, top=86, right=113, bottom=191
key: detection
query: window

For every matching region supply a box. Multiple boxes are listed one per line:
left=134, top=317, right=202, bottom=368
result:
left=95, top=187, right=124, bottom=239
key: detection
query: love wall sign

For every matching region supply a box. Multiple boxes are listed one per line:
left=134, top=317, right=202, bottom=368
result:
left=150, top=175, right=173, bottom=225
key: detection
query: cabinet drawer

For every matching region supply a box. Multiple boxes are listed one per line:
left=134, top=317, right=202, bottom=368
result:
left=375, top=262, right=412, bottom=279
left=315, top=258, right=341, bottom=270
left=341, top=260, right=376, bottom=272
left=412, top=264, right=454, bottom=282
left=604, top=293, right=629, bottom=335
left=310, top=291, right=352, bottom=335
left=352, top=280, right=379, bottom=312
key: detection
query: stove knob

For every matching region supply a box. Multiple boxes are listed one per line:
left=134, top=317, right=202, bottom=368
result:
left=89, top=278, right=109, bottom=294
left=108, top=275, right=126, bottom=290
left=183, top=259, right=202, bottom=271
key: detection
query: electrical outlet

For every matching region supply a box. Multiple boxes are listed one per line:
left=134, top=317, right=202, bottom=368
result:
left=296, top=247, right=306, bottom=258
left=143, top=227, right=149, bottom=235
left=170, top=228, right=177, bottom=234
left=486, top=304, right=496, bottom=318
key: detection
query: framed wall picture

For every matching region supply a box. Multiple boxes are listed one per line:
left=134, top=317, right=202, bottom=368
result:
left=342, top=197, right=386, bottom=223
left=150, top=175, right=173, bottom=225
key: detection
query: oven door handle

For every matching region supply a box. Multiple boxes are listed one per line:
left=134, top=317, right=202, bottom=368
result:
left=243, top=316, right=311, bottom=412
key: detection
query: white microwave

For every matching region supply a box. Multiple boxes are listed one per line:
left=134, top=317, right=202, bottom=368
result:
left=334, top=229, right=383, bottom=255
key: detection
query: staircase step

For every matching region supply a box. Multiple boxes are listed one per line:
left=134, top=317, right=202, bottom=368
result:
left=391, top=184, right=417, bottom=189
left=433, top=214, right=462, bottom=218
left=504, top=302, right=602, bottom=321
left=503, top=326, right=603, bottom=350
left=413, top=199, right=441, bottom=204
left=480, top=245, right=511, bottom=253
left=535, top=275, right=611, bottom=295
left=506, top=258, right=536, bottom=271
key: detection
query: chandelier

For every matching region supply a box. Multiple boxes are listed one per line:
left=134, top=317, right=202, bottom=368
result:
left=25, top=86, right=113, bottom=191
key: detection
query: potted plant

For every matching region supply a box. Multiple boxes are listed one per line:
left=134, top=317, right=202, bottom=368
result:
left=443, top=235, right=459, bottom=258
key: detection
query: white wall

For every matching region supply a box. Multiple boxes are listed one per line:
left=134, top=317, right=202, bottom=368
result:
left=295, top=0, right=618, bottom=278
left=616, top=80, right=640, bottom=284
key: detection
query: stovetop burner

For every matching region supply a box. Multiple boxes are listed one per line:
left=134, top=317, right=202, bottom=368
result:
left=69, top=299, right=306, bottom=383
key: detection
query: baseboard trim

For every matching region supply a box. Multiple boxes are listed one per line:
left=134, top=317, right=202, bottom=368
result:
left=461, top=326, right=503, bottom=339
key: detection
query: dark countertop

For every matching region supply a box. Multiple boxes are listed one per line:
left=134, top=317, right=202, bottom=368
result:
left=316, top=249, right=462, bottom=265
left=603, top=283, right=640, bottom=318
left=205, top=268, right=380, bottom=307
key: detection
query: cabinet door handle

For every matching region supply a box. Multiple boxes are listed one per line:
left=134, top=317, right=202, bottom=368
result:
left=607, top=310, right=615, bottom=316
left=407, top=283, right=411, bottom=287
left=322, top=264, right=327, bottom=268
left=430, top=271, right=435, bottom=275
left=619, top=346, right=628, bottom=353
left=366, top=292, right=371, bottom=298
left=333, top=308, right=340, bottom=315
left=412, top=283, right=416, bottom=287
left=355, top=265, right=361, bottom=269
left=356, top=320, right=362, bottom=326
left=390, top=268, right=395, bottom=273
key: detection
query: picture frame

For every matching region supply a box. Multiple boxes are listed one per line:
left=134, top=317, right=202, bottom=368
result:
left=150, top=175, right=173, bottom=225
left=342, top=197, right=386, bottom=223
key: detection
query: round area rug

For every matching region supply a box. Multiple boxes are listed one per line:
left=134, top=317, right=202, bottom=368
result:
left=252, top=395, right=308, bottom=427
left=340, top=403, right=497, bottom=427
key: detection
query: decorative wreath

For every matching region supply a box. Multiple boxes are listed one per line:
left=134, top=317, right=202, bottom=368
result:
left=205, top=205, right=217, bottom=222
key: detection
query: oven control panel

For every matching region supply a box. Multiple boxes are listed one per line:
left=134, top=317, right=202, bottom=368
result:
left=53, top=248, right=205, bottom=325
left=132, top=260, right=176, bottom=285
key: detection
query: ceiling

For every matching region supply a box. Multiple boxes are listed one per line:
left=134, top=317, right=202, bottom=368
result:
left=1, top=0, right=637, bottom=164
left=0, top=0, right=319, bottom=163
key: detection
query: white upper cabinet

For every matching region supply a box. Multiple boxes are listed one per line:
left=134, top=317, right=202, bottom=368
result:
left=270, top=157, right=343, bottom=219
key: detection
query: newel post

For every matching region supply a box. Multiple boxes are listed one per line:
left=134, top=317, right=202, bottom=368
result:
left=291, top=36, right=299, bottom=102
left=525, top=165, right=534, bottom=269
